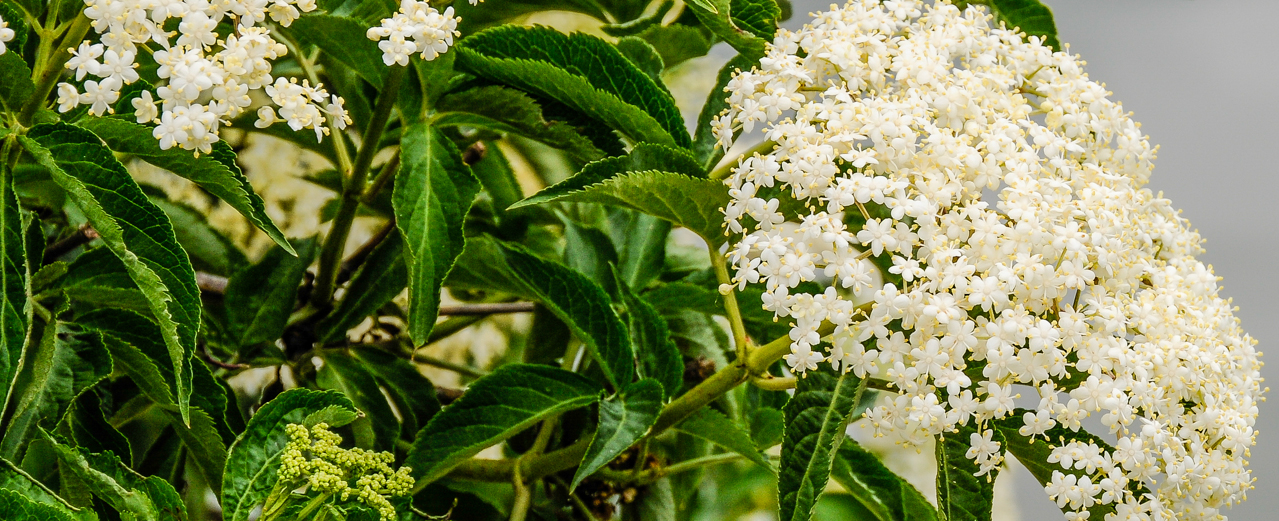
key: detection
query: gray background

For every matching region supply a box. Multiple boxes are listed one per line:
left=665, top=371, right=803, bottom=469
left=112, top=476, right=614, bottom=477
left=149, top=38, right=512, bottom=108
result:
left=775, top=1, right=1279, bottom=518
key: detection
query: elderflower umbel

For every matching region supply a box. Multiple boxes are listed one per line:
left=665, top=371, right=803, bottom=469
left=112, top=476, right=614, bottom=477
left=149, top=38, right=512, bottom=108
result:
left=366, top=0, right=460, bottom=66
left=279, top=423, right=414, bottom=521
left=55, top=0, right=349, bottom=155
left=719, top=1, right=1263, bottom=519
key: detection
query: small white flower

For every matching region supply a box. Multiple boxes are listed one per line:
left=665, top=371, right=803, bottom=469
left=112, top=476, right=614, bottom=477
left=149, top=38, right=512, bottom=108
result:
left=0, top=14, right=14, bottom=56
left=55, top=82, right=81, bottom=112
left=81, top=78, right=121, bottom=116
left=132, top=91, right=158, bottom=123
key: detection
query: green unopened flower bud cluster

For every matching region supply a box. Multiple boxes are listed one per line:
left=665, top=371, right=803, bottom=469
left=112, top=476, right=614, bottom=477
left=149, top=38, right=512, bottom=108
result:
left=279, top=423, right=414, bottom=520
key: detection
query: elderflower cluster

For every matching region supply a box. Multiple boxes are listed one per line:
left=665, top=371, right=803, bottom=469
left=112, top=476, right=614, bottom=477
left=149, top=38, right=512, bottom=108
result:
left=719, top=1, right=1262, bottom=519
left=366, top=0, right=460, bottom=66
left=55, top=0, right=350, bottom=155
left=280, top=423, right=414, bottom=521
left=0, top=14, right=13, bottom=55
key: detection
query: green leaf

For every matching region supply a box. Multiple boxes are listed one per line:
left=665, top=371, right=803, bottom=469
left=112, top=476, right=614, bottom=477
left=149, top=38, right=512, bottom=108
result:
left=602, top=0, right=674, bottom=37
left=643, top=282, right=722, bottom=316
left=777, top=367, right=867, bottom=521
left=672, top=408, right=771, bottom=469
left=993, top=410, right=1148, bottom=521
left=46, top=438, right=186, bottom=521
left=935, top=423, right=996, bottom=521
left=50, top=248, right=150, bottom=317
left=160, top=406, right=228, bottom=498
left=315, top=232, right=407, bottom=343
left=729, top=0, right=781, bottom=39
left=0, top=51, right=33, bottom=113
left=64, top=391, right=131, bottom=468
left=562, top=217, right=619, bottom=295
left=0, top=488, right=78, bottom=521
left=451, top=0, right=608, bottom=33
left=0, top=2, right=29, bottom=53
left=977, top=0, right=1060, bottom=51
left=406, top=364, right=603, bottom=487
left=518, top=144, right=705, bottom=208
left=683, top=0, right=767, bottom=55
left=441, top=234, right=534, bottom=299
left=221, top=389, right=358, bottom=521
left=750, top=407, right=784, bottom=449
left=316, top=351, right=399, bottom=450
left=0, top=148, right=29, bottom=418
left=608, top=210, right=669, bottom=293
left=830, top=440, right=937, bottom=521
left=0, top=457, right=96, bottom=520
left=393, top=123, right=481, bottom=346
left=571, top=378, right=663, bottom=490
left=616, top=272, right=682, bottom=400
left=615, top=37, right=665, bottom=83
left=22, top=123, right=201, bottom=425
left=638, top=25, right=713, bottom=70
left=0, top=321, right=111, bottom=460
left=148, top=197, right=248, bottom=277
left=622, top=477, right=676, bottom=521
left=516, top=170, right=730, bottom=245
left=291, top=14, right=386, bottom=86
left=434, top=86, right=603, bottom=163
left=456, top=25, right=691, bottom=148
left=500, top=243, right=636, bottom=388
left=350, top=347, right=441, bottom=437
left=224, top=237, right=318, bottom=348
left=77, top=118, right=293, bottom=254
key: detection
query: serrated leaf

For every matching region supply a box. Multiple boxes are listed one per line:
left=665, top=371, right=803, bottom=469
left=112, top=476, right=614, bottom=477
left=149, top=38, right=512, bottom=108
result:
left=562, top=217, right=618, bottom=295
left=456, top=25, right=690, bottom=148
left=516, top=144, right=705, bottom=211
left=750, top=407, right=784, bottom=449
left=571, top=379, right=663, bottom=490
left=22, top=123, right=201, bottom=425
left=160, top=406, right=227, bottom=498
left=683, top=0, right=767, bottom=55
left=673, top=407, right=771, bottom=469
left=315, top=231, right=407, bottom=343
left=291, top=14, right=386, bottom=86
left=602, top=0, right=674, bottom=37
left=935, top=423, right=996, bottom=521
left=608, top=210, right=669, bottom=292
left=406, top=364, right=603, bottom=487
left=393, top=123, right=480, bottom=346
left=778, top=367, right=867, bottom=521
left=221, top=389, right=357, bottom=521
left=638, top=25, right=713, bottom=71
left=65, top=391, right=132, bottom=467
left=979, top=0, right=1060, bottom=51
left=616, top=272, right=682, bottom=400
left=77, top=118, right=293, bottom=254
left=516, top=170, right=730, bottom=245
left=0, top=146, right=28, bottom=420
left=225, top=237, right=318, bottom=348
left=615, top=37, right=665, bottom=83
left=0, top=488, right=78, bottom=520
left=830, top=440, right=937, bottom=521
left=351, top=347, right=441, bottom=436
left=0, top=51, right=33, bottom=113
left=1, top=456, right=97, bottom=520
left=500, top=243, right=635, bottom=388
left=993, top=410, right=1149, bottom=521
left=51, top=248, right=150, bottom=317
left=316, top=351, right=399, bottom=450
left=0, top=321, right=111, bottom=460
left=441, top=234, right=534, bottom=299
left=434, top=86, right=603, bottom=162
left=643, top=282, right=722, bottom=316
left=729, top=0, right=781, bottom=39
left=451, top=0, right=608, bottom=33
left=46, top=438, right=187, bottom=521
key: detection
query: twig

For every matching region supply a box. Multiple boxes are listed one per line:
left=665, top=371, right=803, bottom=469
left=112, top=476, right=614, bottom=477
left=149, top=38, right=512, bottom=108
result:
left=335, top=219, right=396, bottom=286
left=42, top=224, right=99, bottom=263
left=414, top=354, right=489, bottom=379
left=437, top=302, right=536, bottom=316
left=200, top=344, right=249, bottom=370
left=196, top=272, right=228, bottom=295
left=436, top=386, right=464, bottom=405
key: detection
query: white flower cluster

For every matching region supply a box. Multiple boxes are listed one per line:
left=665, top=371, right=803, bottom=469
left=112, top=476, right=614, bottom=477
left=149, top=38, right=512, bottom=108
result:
left=0, top=14, right=14, bottom=55
left=56, top=0, right=350, bottom=155
left=718, top=1, right=1262, bottom=519
left=366, top=0, right=460, bottom=66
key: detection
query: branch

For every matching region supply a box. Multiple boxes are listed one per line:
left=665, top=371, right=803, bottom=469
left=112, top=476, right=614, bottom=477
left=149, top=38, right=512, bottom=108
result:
left=437, top=302, right=536, bottom=316
left=42, top=224, right=99, bottom=263
left=195, top=272, right=228, bottom=295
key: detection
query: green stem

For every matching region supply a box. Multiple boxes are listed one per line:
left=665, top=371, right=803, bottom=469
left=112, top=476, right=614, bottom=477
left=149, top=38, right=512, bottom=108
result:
left=19, top=13, right=91, bottom=126
left=709, top=250, right=750, bottom=366
left=597, top=452, right=751, bottom=486
left=311, top=65, right=406, bottom=307
left=294, top=492, right=333, bottom=520
left=359, top=150, right=400, bottom=205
